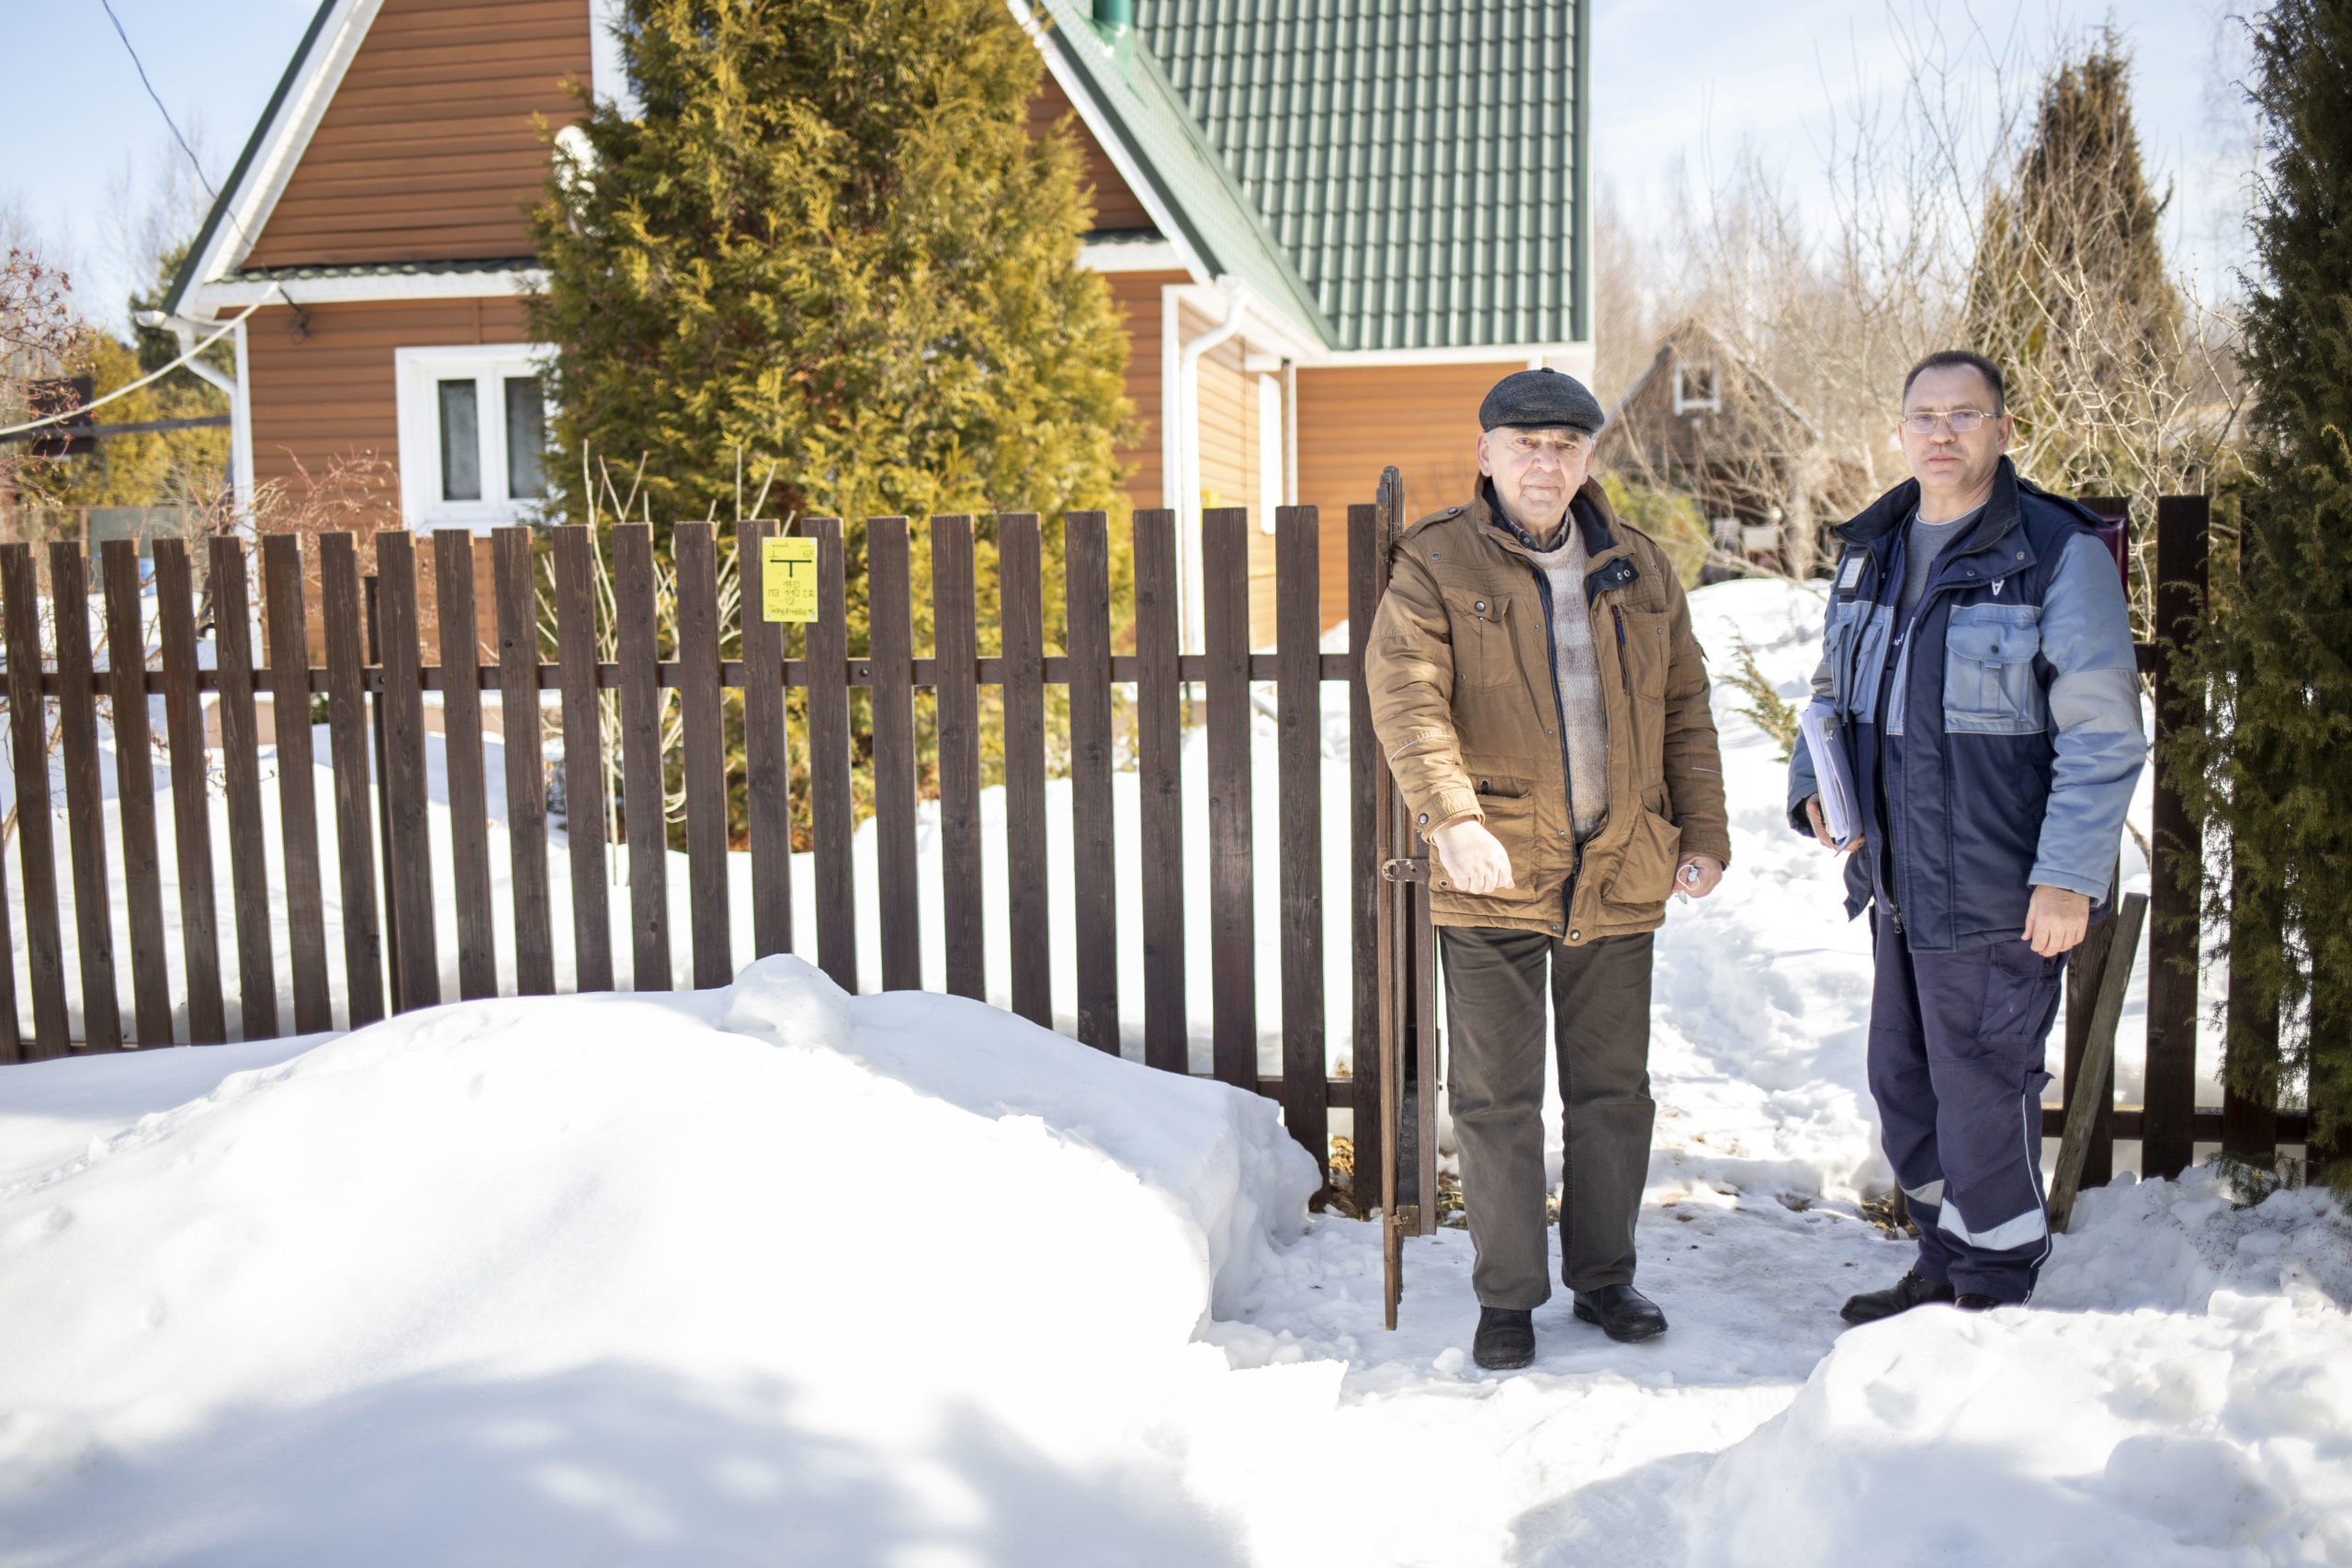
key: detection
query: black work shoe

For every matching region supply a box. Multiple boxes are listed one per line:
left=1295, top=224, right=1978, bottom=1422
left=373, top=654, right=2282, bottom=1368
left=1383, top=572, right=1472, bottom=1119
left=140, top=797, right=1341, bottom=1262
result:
left=1472, top=1306, right=1535, bottom=1370
left=1839, top=1269, right=1956, bottom=1325
left=1572, top=1284, right=1668, bottom=1342
left=1953, top=1292, right=2004, bottom=1312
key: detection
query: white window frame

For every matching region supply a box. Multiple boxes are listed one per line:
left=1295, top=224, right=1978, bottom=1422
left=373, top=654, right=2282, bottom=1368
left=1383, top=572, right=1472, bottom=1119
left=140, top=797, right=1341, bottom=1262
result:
left=1672, top=358, right=1721, bottom=415
left=394, top=344, right=553, bottom=532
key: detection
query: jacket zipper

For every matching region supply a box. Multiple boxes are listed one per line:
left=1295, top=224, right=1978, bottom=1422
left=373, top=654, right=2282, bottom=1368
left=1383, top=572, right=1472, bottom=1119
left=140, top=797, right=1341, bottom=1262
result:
left=1612, top=605, right=1630, bottom=693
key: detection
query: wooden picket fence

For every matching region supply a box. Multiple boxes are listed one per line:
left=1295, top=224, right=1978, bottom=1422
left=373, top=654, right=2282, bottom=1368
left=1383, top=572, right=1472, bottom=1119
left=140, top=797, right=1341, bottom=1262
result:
left=0, top=479, right=2308, bottom=1208
left=0, top=490, right=1425, bottom=1199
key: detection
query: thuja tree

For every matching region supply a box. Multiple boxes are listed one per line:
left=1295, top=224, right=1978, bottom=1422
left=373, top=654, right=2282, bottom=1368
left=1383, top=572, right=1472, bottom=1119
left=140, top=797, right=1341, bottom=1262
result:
left=530, top=0, right=1136, bottom=846
left=2172, top=0, right=2352, bottom=1182
left=528, top=0, right=1130, bottom=537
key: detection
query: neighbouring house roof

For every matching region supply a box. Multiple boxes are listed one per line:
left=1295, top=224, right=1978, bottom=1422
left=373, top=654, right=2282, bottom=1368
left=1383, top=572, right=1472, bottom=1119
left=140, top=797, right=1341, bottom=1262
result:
left=1142, top=0, right=1589, bottom=354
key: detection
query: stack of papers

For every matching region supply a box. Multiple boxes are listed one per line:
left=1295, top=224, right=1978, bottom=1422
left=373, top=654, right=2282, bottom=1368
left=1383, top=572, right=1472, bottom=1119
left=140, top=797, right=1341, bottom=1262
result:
left=1799, top=700, right=1860, bottom=848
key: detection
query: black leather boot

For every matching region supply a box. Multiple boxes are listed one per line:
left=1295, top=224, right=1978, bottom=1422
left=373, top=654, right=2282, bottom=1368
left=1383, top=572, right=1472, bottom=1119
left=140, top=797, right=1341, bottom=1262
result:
left=1473, top=1306, right=1535, bottom=1370
left=1953, top=1292, right=2005, bottom=1312
left=1572, top=1284, right=1668, bottom=1342
left=1840, top=1269, right=1956, bottom=1325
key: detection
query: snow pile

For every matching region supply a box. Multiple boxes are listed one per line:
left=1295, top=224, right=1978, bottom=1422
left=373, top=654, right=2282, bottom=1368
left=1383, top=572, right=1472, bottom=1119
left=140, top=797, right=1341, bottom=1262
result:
left=2042, top=1165, right=2352, bottom=1315
left=0, top=957, right=1317, bottom=1562
left=1689, top=1291, right=2352, bottom=1567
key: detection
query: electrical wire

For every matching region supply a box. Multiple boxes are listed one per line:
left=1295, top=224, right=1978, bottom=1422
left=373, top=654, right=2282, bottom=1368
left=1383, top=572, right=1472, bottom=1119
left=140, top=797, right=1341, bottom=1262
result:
left=100, top=0, right=217, bottom=199
left=0, top=293, right=277, bottom=437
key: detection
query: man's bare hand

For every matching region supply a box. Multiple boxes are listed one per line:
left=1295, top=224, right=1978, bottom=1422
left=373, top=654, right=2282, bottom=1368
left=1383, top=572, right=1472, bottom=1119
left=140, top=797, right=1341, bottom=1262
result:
left=1804, top=795, right=1865, bottom=854
left=1430, top=818, right=1514, bottom=895
left=1674, top=853, right=1724, bottom=899
left=2023, top=885, right=2091, bottom=957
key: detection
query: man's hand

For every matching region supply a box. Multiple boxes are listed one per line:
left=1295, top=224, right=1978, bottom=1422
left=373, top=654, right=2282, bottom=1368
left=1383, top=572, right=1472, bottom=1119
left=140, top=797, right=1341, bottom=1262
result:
left=1430, top=818, right=1514, bottom=895
left=1804, top=795, right=1865, bottom=854
left=1674, top=853, right=1724, bottom=899
left=2023, top=885, right=2091, bottom=957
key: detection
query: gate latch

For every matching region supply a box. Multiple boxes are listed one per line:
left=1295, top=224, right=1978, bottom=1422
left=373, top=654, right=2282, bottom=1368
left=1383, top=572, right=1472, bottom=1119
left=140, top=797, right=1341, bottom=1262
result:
left=1380, top=857, right=1429, bottom=884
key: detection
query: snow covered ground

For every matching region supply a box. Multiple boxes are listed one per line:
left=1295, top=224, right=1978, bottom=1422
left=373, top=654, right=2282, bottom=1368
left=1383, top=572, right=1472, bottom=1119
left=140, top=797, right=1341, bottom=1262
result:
left=1, top=578, right=2343, bottom=1565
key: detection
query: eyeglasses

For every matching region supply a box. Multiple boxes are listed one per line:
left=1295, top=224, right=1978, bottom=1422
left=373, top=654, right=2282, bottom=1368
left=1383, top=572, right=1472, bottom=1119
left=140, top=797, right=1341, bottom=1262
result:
left=1899, top=410, right=1996, bottom=436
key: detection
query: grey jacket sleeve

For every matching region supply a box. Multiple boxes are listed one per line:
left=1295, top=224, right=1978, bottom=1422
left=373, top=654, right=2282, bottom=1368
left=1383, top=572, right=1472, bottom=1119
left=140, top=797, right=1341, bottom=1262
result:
left=2030, top=533, right=2147, bottom=898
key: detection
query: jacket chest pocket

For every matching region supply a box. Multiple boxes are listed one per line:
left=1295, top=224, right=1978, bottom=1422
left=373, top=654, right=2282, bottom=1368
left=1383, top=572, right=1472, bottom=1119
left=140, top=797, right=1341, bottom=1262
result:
left=1942, top=606, right=2047, bottom=735
left=1826, top=598, right=1894, bottom=723
left=1611, top=605, right=1670, bottom=700
left=1442, top=588, right=1519, bottom=689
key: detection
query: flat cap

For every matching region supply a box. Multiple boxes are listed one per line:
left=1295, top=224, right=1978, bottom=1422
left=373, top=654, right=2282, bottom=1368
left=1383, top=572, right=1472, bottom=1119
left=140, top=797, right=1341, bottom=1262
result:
left=1479, top=367, right=1604, bottom=434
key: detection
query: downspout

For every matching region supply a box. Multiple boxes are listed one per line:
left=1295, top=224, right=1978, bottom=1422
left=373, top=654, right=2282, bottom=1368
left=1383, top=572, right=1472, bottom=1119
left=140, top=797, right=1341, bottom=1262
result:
left=140, top=309, right=253, bottom=523
left=1177, top=280, right=1250, bottom=654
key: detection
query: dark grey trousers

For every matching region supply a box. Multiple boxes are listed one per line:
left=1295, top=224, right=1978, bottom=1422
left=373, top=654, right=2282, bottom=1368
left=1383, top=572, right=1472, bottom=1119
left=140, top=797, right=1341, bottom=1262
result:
left=1439, top=926, right=1657, bottom=1308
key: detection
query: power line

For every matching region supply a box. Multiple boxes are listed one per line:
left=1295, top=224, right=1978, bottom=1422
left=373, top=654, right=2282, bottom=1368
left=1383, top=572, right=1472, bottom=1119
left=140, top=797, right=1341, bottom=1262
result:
left=100, top=0, right=216, bottom=199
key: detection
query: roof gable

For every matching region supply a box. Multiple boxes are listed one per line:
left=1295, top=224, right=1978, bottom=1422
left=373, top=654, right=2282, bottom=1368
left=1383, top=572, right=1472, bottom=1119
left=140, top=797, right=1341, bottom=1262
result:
left=1142, top=1, right=1588, bottom=354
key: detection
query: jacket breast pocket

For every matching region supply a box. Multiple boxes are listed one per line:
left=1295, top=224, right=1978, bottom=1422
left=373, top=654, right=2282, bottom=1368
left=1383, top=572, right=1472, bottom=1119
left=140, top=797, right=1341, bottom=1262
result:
left=1442, top=588, right=1518, bottom=689
left=1943, top=606, right=2047, bottom=735
left=1823, top=600, right=1864, bottom=709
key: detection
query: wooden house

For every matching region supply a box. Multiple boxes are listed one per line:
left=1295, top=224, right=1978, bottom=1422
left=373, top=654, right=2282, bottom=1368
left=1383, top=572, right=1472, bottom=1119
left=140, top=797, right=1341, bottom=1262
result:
left=154, top=0, right=1595, bottom=637
left=1595, top=320, right=1846, bottom=581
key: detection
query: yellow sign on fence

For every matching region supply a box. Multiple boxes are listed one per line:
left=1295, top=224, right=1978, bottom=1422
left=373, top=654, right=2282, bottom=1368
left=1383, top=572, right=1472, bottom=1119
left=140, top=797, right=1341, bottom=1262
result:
left=761, top=536, right=819, bottom=622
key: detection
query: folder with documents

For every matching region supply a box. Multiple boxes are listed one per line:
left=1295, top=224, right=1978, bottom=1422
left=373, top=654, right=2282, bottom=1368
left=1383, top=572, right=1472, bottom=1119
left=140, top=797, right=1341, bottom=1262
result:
left=1799, top=700, right=1860, bottom=848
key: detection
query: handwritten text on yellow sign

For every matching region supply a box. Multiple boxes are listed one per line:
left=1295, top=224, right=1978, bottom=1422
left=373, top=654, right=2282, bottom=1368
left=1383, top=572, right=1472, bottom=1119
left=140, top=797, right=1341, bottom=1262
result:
left=761, top=536, right=819, bottom=623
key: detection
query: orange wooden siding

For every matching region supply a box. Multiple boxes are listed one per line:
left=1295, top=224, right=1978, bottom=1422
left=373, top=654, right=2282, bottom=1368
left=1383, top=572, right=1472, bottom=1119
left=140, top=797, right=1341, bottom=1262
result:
left=1105, top=270, right=1181, bottom=518
left=1026, top=73, right=1154, bottom=232
left=243, top=0, right=591, bottom=268
left=243, top=295, right=531, bottom=495
left=1295, top=362, right=1498, bottom=629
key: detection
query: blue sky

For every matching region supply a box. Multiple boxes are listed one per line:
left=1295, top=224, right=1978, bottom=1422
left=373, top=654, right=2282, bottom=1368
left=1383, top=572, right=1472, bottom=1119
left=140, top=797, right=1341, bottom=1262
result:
left=0, top=0, right=2257, bottom=338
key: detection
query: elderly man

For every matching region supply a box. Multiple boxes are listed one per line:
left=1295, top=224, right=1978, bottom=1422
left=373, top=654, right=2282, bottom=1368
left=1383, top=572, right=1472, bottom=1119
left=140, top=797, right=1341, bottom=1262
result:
left=1790, top=351, right=2144, bottom=1320
left=1367, top=368, right=1730, bottom=1370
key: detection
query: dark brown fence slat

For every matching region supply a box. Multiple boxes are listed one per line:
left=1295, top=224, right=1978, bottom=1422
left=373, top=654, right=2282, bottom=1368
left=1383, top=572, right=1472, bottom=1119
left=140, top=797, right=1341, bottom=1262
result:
left=260, top=536, right=332, bottom=1032
left=999, top=513, right=1051, bottom=1028
left=432, top=533, right=497, bottom=1001
left=1202, top=507, right=1256, bottom=1089
left=931, top=516, right=984, bottom=1000
left=46, top=545, right=122, bottom=1050
left=3, top=545, right=68, bottom=1056
left=737, top=520, right=793, bottom=960
left=1133, top=509, right=1186, bottom=1072
left=318, top=535, right=384, bottom=1027
left=152, top=539, right=225, bottom=1044
left=365, top=577, right=400, bottom=998
left=1275, top=506, right=1327, bottom=1171
left=492, top=527, right=555, bottom=995
left=611, top=524, right=672, bottom=991
left=205, top=537, right=277, bottom=1038
left=1348, top=502, right=1385, bottom=1207
left=552, top=525, right=613, bottom=991
left=805, top=519, right=856, bottom=991
left=102, top=539, right=173, bottom=1044
left=2062, top=904, right=2119, bottom=1188
left=374, top=533, right=439, bottom=1011
left=867, top=517, right=921, bottom=991
left=0, top=841, right=17, bottom=1059
left=673, top=522, right=730, bottom=989
left=2144, top=493, right=2209, bottom=1179
left=1064, top=511, right=1117, bottom=1053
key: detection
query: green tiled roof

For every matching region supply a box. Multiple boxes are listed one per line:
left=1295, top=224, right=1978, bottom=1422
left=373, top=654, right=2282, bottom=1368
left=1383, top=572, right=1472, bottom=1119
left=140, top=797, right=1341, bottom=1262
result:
left=1035, top=0, right=1335, bottom=348
left=1139, top=0, right=1588, bottom=353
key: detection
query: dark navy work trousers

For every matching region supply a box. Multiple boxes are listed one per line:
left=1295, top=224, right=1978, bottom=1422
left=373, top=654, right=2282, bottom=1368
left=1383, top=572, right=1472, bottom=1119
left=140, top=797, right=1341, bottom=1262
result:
left=1868, top=907, right=2065, bottom=1302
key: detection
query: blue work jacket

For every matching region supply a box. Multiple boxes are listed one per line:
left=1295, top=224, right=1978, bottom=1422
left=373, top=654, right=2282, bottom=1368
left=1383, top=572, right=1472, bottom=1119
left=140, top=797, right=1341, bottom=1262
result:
left=1787, top=459, right=2145, bottom=952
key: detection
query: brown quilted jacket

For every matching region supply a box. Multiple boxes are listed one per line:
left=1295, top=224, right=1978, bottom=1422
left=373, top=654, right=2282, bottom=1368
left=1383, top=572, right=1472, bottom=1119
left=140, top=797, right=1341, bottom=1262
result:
left=1365, top=479, right=1731, bottom=943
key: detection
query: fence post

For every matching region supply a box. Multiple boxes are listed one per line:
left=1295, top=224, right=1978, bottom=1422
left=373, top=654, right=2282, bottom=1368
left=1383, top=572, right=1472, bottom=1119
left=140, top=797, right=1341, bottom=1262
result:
left=1203, top=507, right=1256, bottom=1089
left=1133, top=510, right=1187, bottom=1071
left=673, top=521, right=732, bottom=991
left=611, top=523, right=672, bottom=992
left=434, top=530, right=498, bottom=1002
left=318, top=535, right=385, bottom=1026
left=1064, top=511, right=1118, bottom=1050
left=1349, top=501, right=1387, bottom=1211
left=803, top=518, right=856, bottom=992
left=153, top=538, right=226, bottom=1043
left=207, top=536, right=278, bottom=1037
left=866, top=516, right=922, bottom=994
left=374, top=534, right=440, bottom=1013
left=492, top=526, right=556, bottom=996
left=737, top=519, right=796, bottom=964
left=261, top=534, right=334, bottom=1032
left=2144, top=494, right=2209, bottom=1179
left=103, top=538, right=175, bottom=1044
left=998, top=513, right=1050, bottom=1026
left=48, top=542, right=122, bottom=1050
left=551, top=525, right=613, bottom=992
left=1275, top=505, right=1327, bottom=1176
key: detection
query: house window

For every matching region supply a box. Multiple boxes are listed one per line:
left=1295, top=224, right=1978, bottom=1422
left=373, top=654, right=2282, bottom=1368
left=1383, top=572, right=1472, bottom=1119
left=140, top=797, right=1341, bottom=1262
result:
left=1673, top=358, right=1720, bottom=415
left=395, top=345, right=551, bottom=530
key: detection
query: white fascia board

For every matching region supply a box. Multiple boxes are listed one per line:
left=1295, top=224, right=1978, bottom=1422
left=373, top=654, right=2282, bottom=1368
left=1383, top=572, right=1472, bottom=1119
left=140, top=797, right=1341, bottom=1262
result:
left=1313, top=341, right=1596, bottom=370
left=1080, top=237, right=1185, bottom=273
left=191, top=268, right=547, bottom=312
left=1003, top=2, right=1210, bottom=288
left=182, top=0, right=385, bottom=301
left=1166, top=280, right=1320, bottom=367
